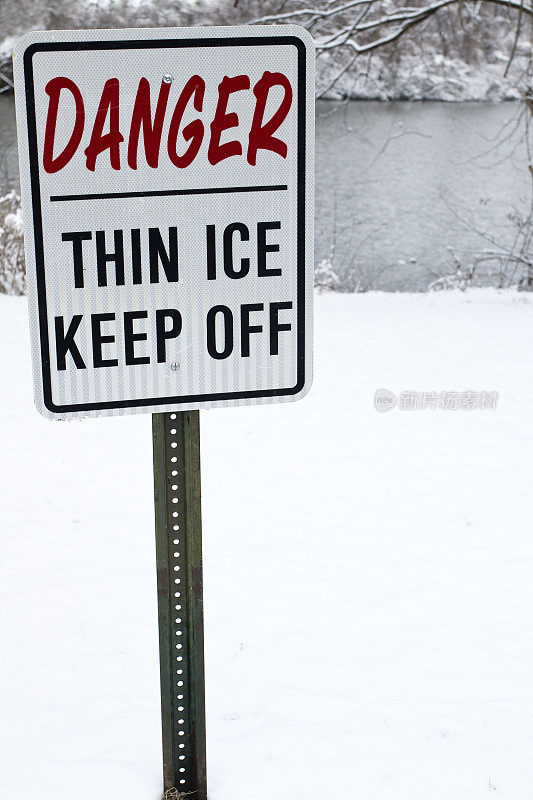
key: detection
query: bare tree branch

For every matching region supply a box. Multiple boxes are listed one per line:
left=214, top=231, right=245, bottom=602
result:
left=248, top=0, right=533, bottom=96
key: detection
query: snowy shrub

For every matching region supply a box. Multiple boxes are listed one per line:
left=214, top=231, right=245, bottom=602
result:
left=429, top=255, right=533, bottom=291
left=314, top=257, right=386, bottom=292
left=428, top=249, right=477, bottom=291
left=0, top=191, right=25, bottom=296
left=429, top=209, right=533, bottom=293
left=428, top=269, right=476, bottom=292
left=315, top=258, right=340, bottom=291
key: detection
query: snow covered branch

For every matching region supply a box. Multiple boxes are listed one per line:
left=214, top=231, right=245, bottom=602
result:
left=248, top=0, right=533, bottom=96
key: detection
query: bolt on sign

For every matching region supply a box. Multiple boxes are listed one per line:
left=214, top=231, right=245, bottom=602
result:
left=14, top=26, right=314, bottom=419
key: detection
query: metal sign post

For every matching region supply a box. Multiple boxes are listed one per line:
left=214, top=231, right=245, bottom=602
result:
left=153, top=411, right=207, bottom=798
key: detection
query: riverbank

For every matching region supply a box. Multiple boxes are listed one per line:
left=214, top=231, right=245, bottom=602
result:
left=2, top=20, right=530, bottom=103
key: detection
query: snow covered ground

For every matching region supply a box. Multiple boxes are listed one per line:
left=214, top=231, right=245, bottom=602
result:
left=2, top=289, right=533, bottom=800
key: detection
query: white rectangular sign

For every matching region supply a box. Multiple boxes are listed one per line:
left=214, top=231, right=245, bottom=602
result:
left=14, top=26, right=314, bottom=419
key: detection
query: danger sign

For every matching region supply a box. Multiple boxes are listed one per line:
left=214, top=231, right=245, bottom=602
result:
left=14, top=26, right=314, bottom=419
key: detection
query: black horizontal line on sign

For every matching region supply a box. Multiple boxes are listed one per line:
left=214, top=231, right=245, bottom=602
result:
left=49, top=185, right=289, bottom=202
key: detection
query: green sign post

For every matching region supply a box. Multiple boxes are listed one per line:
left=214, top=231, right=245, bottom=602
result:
left=153, top=412, right=207, bottom=798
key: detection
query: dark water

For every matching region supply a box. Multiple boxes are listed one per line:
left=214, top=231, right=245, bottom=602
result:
left=0, top=95, right=529, bottom=290
left=315, top=100, right=530, bottom=290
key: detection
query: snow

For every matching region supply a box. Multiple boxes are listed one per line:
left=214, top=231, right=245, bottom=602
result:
left=0, top=35, right=17, bottom=58
left=2, top=289, right=533, bottom=800
left=3, top=209, right=22, bottom=231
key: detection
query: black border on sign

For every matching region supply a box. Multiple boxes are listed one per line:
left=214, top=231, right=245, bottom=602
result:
left=23, top=35, right=308, bottom=414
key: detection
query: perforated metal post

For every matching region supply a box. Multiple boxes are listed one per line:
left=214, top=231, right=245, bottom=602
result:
left=153, top=411, right=207, bottom=799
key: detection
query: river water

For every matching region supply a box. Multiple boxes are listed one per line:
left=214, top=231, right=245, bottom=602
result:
left=0, top=95, right=528, bottom=290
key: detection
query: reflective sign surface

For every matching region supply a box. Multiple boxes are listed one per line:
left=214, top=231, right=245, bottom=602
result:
left=14, top=26, right=314, bottom=419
